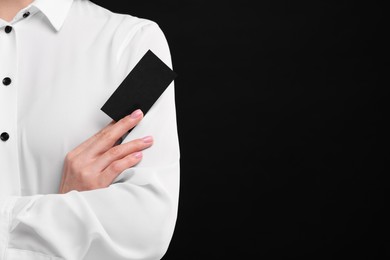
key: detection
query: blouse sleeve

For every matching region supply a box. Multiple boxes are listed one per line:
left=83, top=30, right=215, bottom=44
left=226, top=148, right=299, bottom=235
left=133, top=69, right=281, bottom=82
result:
left=0, top=20, right=180, bottom=260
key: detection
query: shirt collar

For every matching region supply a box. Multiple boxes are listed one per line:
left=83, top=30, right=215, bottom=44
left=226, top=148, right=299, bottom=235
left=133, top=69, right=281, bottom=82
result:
left=30, top=0, right=74, bottom=31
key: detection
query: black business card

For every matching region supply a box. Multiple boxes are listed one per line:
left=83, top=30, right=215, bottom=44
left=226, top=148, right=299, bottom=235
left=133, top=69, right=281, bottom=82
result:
left=101, top=50, right=177, bottom=122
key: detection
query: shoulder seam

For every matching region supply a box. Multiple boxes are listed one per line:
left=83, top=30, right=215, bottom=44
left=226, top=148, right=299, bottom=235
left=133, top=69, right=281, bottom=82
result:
left=116, top=19, right=159, bottom=64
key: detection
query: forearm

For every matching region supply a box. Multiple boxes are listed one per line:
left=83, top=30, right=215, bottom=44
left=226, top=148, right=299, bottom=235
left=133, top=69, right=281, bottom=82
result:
left=1, top=163, right=178, bottom=260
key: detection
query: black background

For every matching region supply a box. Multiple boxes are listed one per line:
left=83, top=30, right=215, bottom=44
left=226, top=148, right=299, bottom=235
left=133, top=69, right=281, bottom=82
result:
left=92, top=1, right=387, bottom=259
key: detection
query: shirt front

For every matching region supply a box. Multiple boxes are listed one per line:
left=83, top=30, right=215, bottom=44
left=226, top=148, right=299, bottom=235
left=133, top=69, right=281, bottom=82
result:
left=0, top=0, right=180, bottom=259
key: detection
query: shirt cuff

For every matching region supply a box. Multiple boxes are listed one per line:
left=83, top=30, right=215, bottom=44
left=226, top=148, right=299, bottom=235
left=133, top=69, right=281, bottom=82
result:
left=0, top=196, right=18, bottom=259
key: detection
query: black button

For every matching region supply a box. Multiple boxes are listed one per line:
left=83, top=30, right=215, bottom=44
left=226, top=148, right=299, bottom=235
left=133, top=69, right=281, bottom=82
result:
left=0, top=132, right=9, bottom=141
left=2, top=77, right=11, bottom=86
left=4, top=26, right=12, bottom=33
left=23, top=12, right=30, bottom=18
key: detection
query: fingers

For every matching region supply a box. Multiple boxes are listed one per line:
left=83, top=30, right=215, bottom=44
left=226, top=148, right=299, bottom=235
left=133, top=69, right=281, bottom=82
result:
left=93, top=136, right=153, bottom=172
left=101, top=151, right=143, bottom=184
left=69, top=120, right=116, bottom=158
left=83, top=109, right=144, bottom=158
left=60, top=108, right=154, bottom=193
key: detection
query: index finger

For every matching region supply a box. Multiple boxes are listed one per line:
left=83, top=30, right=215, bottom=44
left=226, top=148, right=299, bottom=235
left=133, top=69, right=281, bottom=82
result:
left=68, top=120, right=116, bottom=158
left=81, top=109, right=144, bottom=158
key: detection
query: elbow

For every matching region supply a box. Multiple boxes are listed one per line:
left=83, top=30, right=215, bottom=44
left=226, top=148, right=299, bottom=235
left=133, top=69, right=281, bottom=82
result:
left=155, top=220, right=177, bottom=259
left=138, top=166, right=180, bottom=259
left=94, top=197, right=178, bottom=260
left=141, top=202, right=178, bottom=260
left=125, top=185, right=178, bottom=260
left=147, top=233, right=174, bottom=260
left=116, top=163, right=179, bottom=259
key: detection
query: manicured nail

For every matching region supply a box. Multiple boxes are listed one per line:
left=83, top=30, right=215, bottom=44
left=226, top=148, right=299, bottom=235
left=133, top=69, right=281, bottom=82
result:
left=130, top=109, right=142, bottom=118
left=142, top=136, right=153, bottom=143
left=133, top=152, right=142, bottom=159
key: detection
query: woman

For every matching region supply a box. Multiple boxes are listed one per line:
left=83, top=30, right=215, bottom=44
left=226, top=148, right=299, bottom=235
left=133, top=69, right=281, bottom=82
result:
left=0, top=0, right=180, bottom=259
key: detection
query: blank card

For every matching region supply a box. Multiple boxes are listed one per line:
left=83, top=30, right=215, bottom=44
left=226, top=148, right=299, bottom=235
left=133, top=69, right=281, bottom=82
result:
left=101, top=50, right=177, bottom=122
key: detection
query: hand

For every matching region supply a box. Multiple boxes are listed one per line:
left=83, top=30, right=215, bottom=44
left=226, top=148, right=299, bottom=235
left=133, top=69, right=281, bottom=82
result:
left=59, top=109, right=153, bottom=193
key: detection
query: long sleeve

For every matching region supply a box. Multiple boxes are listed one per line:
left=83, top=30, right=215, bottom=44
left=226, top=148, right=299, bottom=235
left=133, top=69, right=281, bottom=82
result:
left=0, top=21, right=180, bottom=260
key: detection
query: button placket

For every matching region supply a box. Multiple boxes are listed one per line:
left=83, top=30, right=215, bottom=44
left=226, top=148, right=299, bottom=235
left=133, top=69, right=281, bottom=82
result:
left=0, top=22, right=21, bottom=195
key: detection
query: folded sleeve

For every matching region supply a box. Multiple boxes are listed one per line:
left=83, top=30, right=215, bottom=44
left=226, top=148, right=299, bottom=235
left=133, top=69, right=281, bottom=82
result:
left=0, top=20, right=180, bottom=260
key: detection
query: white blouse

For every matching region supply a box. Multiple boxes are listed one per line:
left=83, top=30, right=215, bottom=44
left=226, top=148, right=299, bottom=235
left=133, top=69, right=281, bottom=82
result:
left=0, top=0, right=180, bottom=259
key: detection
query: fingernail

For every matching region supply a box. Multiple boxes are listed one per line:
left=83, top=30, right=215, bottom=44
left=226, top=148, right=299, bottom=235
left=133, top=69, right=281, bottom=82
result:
left=130, top=109, right=142, bottom=118
left=133, top=152, right=142, bottom=159
left=142, top=136, right=153, bottom=143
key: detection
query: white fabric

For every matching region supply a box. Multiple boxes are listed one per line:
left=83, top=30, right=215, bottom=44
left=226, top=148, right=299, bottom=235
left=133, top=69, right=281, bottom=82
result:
left=0, top=0, right=180, bottom=259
